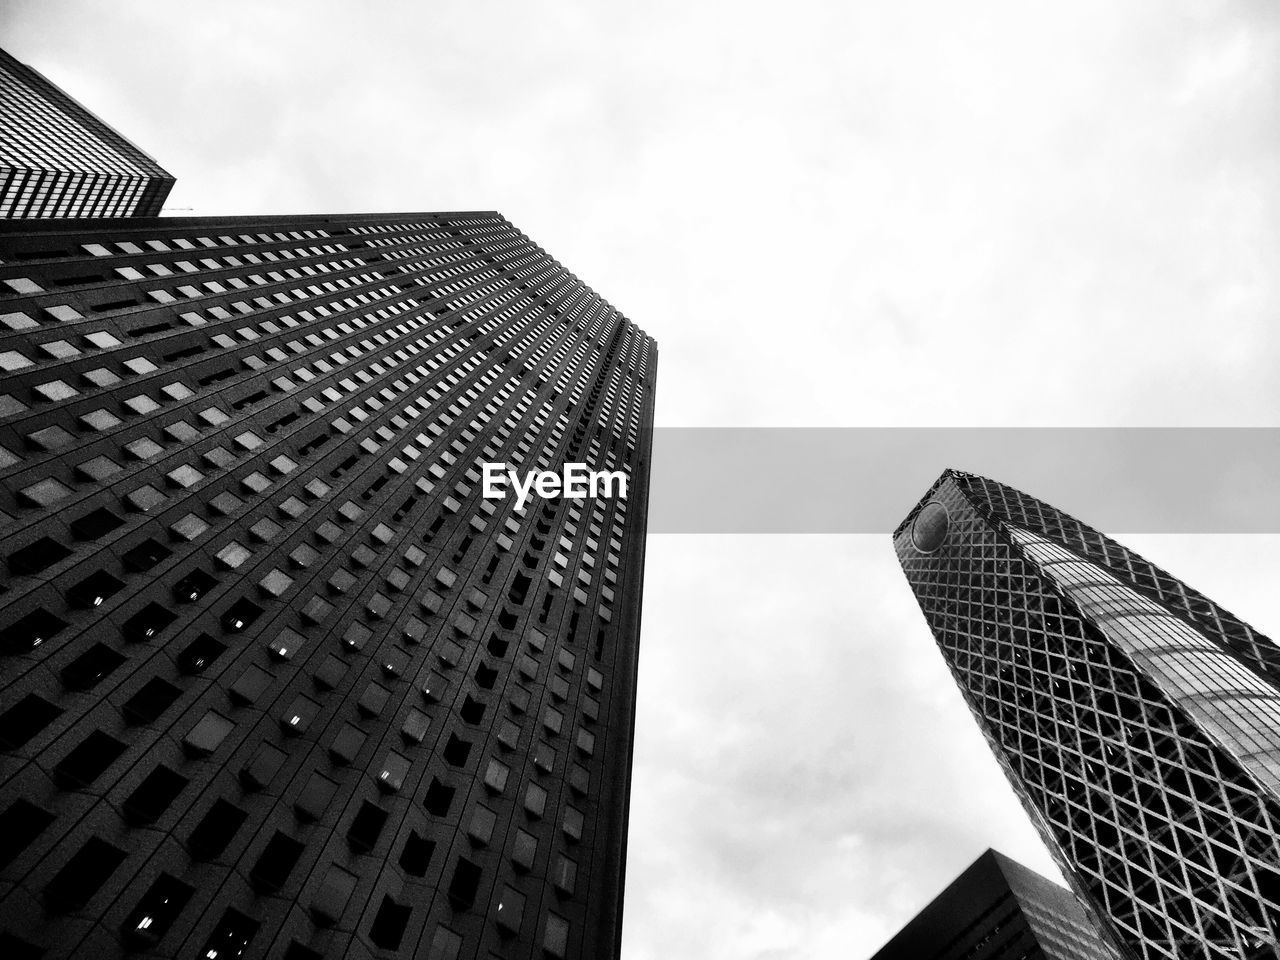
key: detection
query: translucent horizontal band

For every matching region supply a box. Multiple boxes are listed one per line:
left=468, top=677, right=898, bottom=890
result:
left=643, top=427, right=1280, bottom=533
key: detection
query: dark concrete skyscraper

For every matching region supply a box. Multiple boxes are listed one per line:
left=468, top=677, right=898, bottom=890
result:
left=870, top=848, right=1117, bottom=960
left=896, top=470, right=1280, bottom=960
left=0, top=212, right=655, bottom=960
left=0, top=47, right=175, bottom=218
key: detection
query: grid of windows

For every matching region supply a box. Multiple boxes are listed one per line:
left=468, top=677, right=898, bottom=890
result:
left=896, top=472, right=1280, bottom=960
left=0, top=211, right=656, bottom=959
left=0, top=48, right=174, bottom=218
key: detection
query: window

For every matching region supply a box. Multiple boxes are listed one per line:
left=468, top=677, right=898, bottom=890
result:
left=61, top=642, right=126, bottom=691
left=495, top=885, right=525, bottom=935
left=369, top=894, right=411, bottom=950
left=122, top=602, right=178, bottom=642
left=467, top=805, right=497, bottom=846
left=543, top=913, right=570, bottom=958
left=71, top=506, right=124, bottom=540
left=183, top=711, right=234, bottom=756
left=188, top=799, right=248, bottom=859
left=0, top=799, right=55, bottom=868
left=240, top=742, right=286, bottom=790
left=124, top=437, right=164, bottom=460
left=281, top=694, right=319, bottom=735
left=176, top=633, right=226, bottom=674
left=123, top=676, right=181, bottom=725
left=221, top=597, right=264, bottom=632
left=54, top=730, right=126, bottom=787
left=27, top=425, right=74, bottom=451
left=524, top=782, right=548, bottom=819
left=250, top=517, right=284, bottom=542
left=215, top=541, right=252, bottom=569
left=201, top=908, right=260, bottom=960
left=399, top=831, right=435, bottom=876
left=0, top=694, right=63, bottom=748
left=80, top=408, right=121, bottom=431
left=443, top=733, right=472, bottom=767
left=358, top=682, right=390, bottom=717
left=534, top=742, right=556, bottom=774
left=9, top=536, right=72, bottom=575
left=19, top=477, right=73, bottom=508
left=68, top=569, right=127, bottom=608
left=267, top=626, right=306, bottom=661
left=310, top=865, right=358, bottom=927
left=121, top=873, right=195, bottom=947
left=292, top=770, right=338, bottom=822
left=173, top=568, right=217, bottom=603
left=44, top=837, right=127, bottom=912
left=447, top=857, right=482, bottom=909
left=123, top=766, right=188, bottom=825
left=122, top=538, right=172, bottom=572
left=169, top=512, right=208, bottom=541
left=313, top=654, right=346, bottom=690
left=423, top=926, right=463, bottom=960
left=562, top=805, right=584, bottom=843
left=125, top=484, right=166, bottom=512
left=552, top=854, right=578, bottom=896
left=329, top=723, right=366, bottom=765
left=424, top=778, right=455, bottom=816
left=460, top=694, right=486, bottom=724
left=250, top=831, right=305, bottom=893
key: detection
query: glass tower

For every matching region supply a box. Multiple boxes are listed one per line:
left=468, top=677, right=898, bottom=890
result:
left=896, top=470, right=1280, bottom=960
left=870, top=848, right=1118, bottom=960
left=0, top=47, right=175, bottom=219
left=0, top=212, right=655, bottom=959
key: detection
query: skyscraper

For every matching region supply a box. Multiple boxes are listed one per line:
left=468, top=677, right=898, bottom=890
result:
left=896, top=470, right=1280, bottom=960
left=870, top=848, right=1117, bottom=960
left=0, top=211, right=655, bottom=960
left=0, top=47, right=176, bottom=219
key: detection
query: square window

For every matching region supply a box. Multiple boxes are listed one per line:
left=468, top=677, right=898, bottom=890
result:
left=230, top=666, right=274, bottom=706
left=524, top=782, right=547, bottom=818
left=20, top=477, right=73, bottom=508
left=124, top=357, right=159, bottom=376
left=40, top=340, right=80, bottom=360
left=79, top=408, right=123, bottom=432
left=35, top=378, right=79, bottom=407
left=314, top=654, right=346, bottom=690
left=125, top=437, right=164, bottom=460
left=511, top=828, right=537, bottom=871
left=27, top=425, right=74, bottom=451
left=0, top=350, right=33, bottom=371
left=75, top=454, right=122, bottom=482
left=295, top=772, right=338, bottom=822
left=203, top=446, right=236, bottom=469
left=166, top=464, right=204, bottom=488
left=209, top=491, right=243, bottom=516
left=170, top=513, right=208, bottom=541
left=215, top=541, right=252, bottom=569
left=123, top=394, right=160, bottom=415
left=126, top=484, right=166, bottom=512
left=164, top=420, right=200, bottom=443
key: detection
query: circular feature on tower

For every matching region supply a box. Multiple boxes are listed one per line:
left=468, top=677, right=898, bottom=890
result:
left=911, top=501, right=950, bottom=552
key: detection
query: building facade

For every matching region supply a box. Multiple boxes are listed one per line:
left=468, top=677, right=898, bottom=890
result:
left=0, top=47, right=176, bottom=219
left=870, top=848, right=1117, bottom=960
left=895, top=470, right=1280, bottom=960
left=0, top=211, right=655, bottom=960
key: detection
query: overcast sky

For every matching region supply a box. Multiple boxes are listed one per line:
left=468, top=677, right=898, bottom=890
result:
left=5, top=2, right=1280, bottom=956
